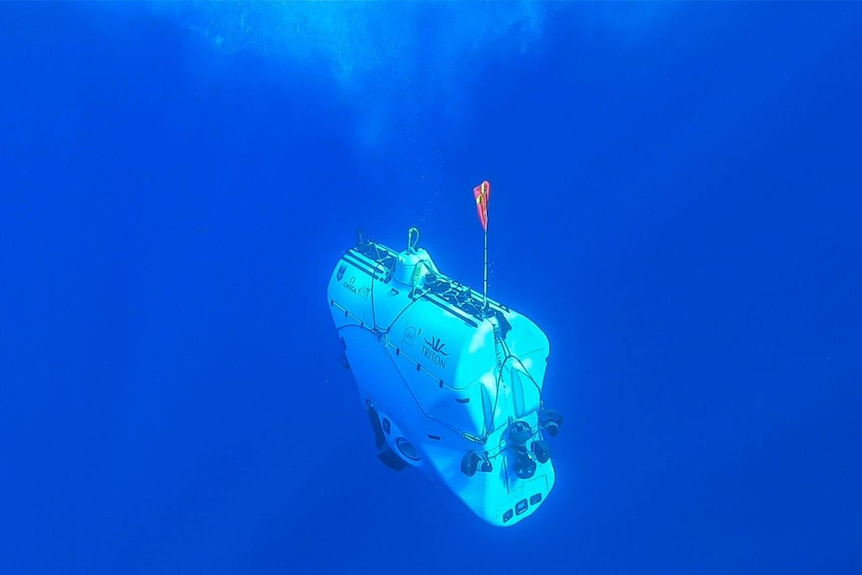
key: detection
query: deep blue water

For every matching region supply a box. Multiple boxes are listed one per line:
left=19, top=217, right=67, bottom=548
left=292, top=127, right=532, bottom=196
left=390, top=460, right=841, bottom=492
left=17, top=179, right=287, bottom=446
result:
left=1, top=2, right=861, bottom=574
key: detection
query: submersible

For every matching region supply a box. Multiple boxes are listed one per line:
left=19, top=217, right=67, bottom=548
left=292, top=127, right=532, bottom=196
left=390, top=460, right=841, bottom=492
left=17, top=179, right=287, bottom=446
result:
left=325, top=184, right=563, bottom=526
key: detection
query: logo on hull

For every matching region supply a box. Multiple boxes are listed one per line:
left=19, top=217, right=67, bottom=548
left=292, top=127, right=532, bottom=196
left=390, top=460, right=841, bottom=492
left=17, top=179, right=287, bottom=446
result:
left=342, top=275, right=370, bottom=298
left=405, top=326, right=418, bottom=346
left=422, top=336, right=449, bottom=369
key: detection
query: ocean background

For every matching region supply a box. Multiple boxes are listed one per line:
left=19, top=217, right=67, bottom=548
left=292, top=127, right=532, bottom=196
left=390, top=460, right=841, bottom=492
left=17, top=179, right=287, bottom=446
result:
left=1, top=2, right=861, bottom=574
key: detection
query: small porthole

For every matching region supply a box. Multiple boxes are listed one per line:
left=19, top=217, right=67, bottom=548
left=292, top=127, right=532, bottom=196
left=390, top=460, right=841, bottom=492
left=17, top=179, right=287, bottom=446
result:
left=396, top=437, right=421, bottom=461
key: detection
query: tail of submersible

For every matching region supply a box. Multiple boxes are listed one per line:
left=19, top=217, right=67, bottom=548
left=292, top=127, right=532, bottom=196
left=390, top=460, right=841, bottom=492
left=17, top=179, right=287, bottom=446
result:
left=326, top=184, right=563, bottom=527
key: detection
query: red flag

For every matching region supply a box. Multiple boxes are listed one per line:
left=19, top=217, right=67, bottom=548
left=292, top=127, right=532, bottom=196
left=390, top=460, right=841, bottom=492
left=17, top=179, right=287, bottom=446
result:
left=473, top=180, right=490, bottom=231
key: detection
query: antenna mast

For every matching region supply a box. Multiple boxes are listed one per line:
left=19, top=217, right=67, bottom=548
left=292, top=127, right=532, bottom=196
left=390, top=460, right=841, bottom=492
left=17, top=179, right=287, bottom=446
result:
left=472, top=180, right=491, bottom=313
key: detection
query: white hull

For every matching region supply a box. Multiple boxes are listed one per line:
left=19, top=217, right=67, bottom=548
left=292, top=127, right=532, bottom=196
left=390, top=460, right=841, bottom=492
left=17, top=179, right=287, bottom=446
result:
left=326, top=228, right=563, bottom=526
